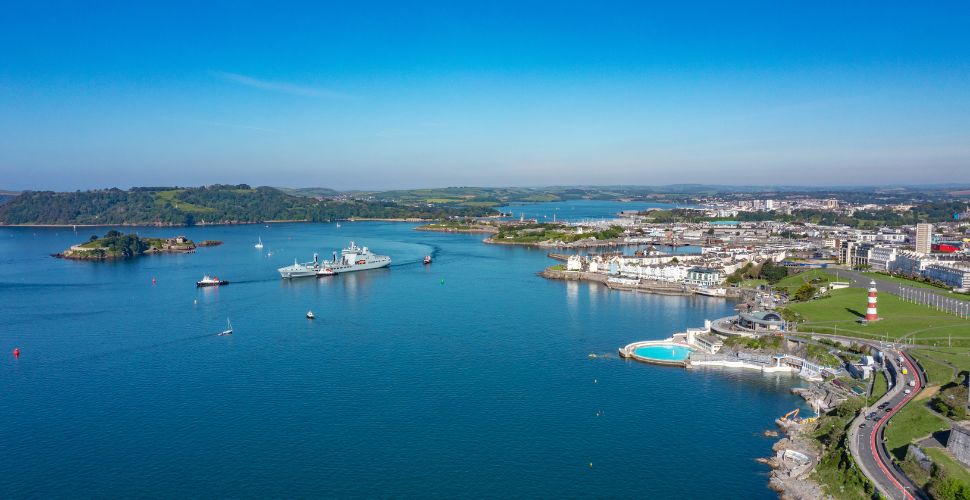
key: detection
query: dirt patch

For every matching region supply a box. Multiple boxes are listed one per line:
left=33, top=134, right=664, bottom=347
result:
left=916, top=386, right=941, bottom=402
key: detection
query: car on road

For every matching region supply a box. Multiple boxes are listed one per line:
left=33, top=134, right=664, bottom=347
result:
left=860, top=423, right=867, bottom=428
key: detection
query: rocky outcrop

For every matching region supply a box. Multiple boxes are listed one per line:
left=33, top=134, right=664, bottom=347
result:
left=760, top=428, right=831, bottom=500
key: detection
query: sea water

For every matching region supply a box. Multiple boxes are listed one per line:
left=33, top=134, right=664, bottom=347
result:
left=0, top=208, right=810, bottom=498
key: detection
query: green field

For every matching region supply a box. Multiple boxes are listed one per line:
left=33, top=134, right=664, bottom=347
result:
left=941, top=292, right=970, bottom=302
left=909, top=351, right=955, bottom=386
left=871, top=371, right=889, bottom=400
left=914, top=348, right=970, bottom=376
left=861, top=272, right=951, bottom=290
left=740, top=279, right=768, bottom=288
left=777, top=269, right=854, bottom=288
left=885, top=402, right=950, bottom=460
left=790, top=291, right=970, bottom=344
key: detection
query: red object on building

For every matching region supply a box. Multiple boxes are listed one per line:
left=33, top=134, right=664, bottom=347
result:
left=932, top=244, right=959, bottom=253
left=865, top=280, right=879, bottom=321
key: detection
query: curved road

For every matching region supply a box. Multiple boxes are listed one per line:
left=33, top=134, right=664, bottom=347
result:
left=801, top=334, right=926, bottom=499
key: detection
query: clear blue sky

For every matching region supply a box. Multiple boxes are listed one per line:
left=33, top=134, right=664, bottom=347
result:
left=1, top=1, right=968, bottom=191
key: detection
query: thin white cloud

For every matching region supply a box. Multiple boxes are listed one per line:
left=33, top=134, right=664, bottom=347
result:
left=216, top=71, right=351, bottom=99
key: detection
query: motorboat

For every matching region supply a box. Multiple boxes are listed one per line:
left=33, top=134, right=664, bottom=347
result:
left=197, top=274, right=228, bottom=287
left=317, top=268, right=336, bottom=277
left=423, top=255, right=432, bottom=265
left=307, top=311, right=315, bottom=319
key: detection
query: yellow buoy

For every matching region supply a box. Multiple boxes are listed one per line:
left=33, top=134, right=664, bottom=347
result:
left=590, top=463, right=592, bottom=467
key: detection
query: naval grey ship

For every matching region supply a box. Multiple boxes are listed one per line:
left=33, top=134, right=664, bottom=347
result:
left=278, top=241, right=391, bottom=278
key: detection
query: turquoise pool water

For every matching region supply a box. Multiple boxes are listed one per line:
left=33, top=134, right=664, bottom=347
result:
left=635, top=345, right=694, bottom=361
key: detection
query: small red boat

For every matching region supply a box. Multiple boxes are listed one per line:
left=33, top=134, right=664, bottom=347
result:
left=423, top=255, right=432, bottom=265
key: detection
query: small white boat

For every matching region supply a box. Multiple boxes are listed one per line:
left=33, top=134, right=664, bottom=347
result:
left=317, top=268, right=336, bottom=277
left=307, top=311, right=315, bottom=319
left=336, top=223, right=341, bottom=227
left=255, top=237, right=263, bottom=248
left=218, top=318, right=233, bottom=336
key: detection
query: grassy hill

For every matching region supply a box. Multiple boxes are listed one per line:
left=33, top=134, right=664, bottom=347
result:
left=0, top=185, right=498, bottom=226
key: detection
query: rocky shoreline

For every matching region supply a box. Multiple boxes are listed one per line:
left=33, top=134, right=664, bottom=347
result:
left=758, top=423, right=831, bottom=500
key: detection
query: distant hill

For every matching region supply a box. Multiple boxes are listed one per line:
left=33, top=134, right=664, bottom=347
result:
left=0, top=185, right=498, bottom=226
left=274, top=187, right=344, bottom=198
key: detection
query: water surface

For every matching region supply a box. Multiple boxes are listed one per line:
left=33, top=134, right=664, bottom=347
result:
left=1, top=214, right=808, bottom=499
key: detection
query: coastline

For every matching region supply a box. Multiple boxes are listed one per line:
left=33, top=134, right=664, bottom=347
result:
left=0, top=218, right=443, bottom=228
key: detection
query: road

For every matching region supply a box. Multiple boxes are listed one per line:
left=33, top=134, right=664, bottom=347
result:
left=794, top=333, right=926, bottom=499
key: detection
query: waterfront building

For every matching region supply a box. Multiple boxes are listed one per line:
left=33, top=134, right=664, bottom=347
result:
left=685, top=266, right=724, bottom=287
left=895, top=250, right=937, bottom=276
left=737, top=311, right=786, bottom=332
left=869, top=246, right=899, bottom=272
left=925, top=262, right=970, bottom=291
left=566, top=255, right=582, bottom=271
left=839, top=240, right=875, bottom=267
left=694, top=333, right=724, bottom=354
left=916, top=223, right=933, bottom=254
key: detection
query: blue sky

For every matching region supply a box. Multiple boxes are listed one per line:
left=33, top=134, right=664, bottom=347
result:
left=1, top=1, right=968, bottom=191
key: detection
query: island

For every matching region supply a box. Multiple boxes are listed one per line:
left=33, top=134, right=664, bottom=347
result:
left=54, top=230, right=201, bottom=260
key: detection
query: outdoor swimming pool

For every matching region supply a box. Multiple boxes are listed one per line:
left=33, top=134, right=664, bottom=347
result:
left=634, top=345, right=694, bottom=361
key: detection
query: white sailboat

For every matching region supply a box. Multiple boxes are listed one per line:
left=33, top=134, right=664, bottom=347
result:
left=336, top=223, right=341, bottom=227
left=218, top=318, right=233, bottom=336
left=255, top=237, right=263, bottom=248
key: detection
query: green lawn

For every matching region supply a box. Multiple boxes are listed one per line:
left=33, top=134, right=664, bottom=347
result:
left=909, top=351, right=955, bottom=386
left=940, top=292, right=970, bottom=302
left=740, top=279, right=767, bottom=287
left=791, top=293, right=970, bottom=344
left=861, top=272, right=951, bottom=290
left=777, top=269, right=854, bottom=288
left=885, top=402, right=950, bottom=461
left=871, top=371, right=889, bottom=400
left=915, top=348, right=970, bottom=377
left=922, top=448, right=970, bottom=485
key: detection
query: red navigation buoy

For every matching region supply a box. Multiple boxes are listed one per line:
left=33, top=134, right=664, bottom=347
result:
left=14, top=349, right=19, bottom=357
left=152, top=279, right=156, bottom=283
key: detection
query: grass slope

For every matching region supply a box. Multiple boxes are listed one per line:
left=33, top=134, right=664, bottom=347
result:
left=885, top=402, right=950, bottom=461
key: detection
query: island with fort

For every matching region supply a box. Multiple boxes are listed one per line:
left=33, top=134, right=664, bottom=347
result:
left=54, top=230, right=205, bottom=260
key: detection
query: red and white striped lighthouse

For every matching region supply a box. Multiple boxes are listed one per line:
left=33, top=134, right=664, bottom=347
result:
left=865, top=280, right=879, bottom=321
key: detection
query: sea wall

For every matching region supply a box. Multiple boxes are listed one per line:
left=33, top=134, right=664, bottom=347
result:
left=537, top=268, right=608, bottom=283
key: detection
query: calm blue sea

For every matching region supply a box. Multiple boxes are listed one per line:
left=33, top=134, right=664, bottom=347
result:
left=0, top=201, right=808, bottom=499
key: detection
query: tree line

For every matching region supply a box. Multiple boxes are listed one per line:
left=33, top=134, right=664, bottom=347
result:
left=0, top=185, right=498, bottom=225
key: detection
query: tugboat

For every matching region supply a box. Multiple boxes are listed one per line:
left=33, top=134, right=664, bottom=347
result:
left=218, top=318, right=233, bottom=336
left=197, top=273, right=229, bottom=287
left=307, top=311, right=315, bottom=319
left=423, top=255, right=432, bottom=265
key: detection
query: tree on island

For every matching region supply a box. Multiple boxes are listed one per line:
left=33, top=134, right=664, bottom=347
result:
left=89, top=235, right=99, bottom=241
